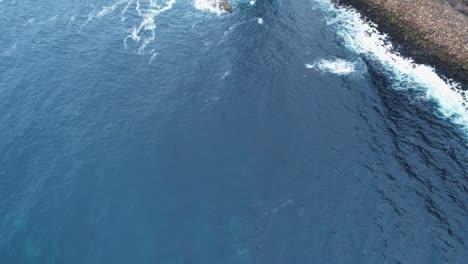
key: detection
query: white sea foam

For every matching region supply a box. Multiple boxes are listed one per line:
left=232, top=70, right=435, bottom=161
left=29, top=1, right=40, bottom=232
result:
left=258, top=17, right=263, bottom=24
left=250, top=0, right=256, bottom=5
left=121, top=0, right=135, bottom=20
left=82, top=0, right=176, bottom=54
left=314, top=0, right=468, bottom=132
left=124, top=0, right=176, bottom=54
left=149, top=52, right=159, bottom=63
left=193, top=0, right=225, bottom=15
left=306, top=58, right=355, bottom=75
left=48, top=14, right=58, bottom=22
left=70, top=13, right=77, bottom=22
left=96, top=0, right=127, bottom=18
left=221, top=70, right=231, bottom=79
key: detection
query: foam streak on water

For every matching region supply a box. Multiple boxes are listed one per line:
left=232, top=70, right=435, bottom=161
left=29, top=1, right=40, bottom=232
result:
left=96, top=0, right=129, bottom=18
left=314, top=0, right=468, bottom=133
left=125, top=0, right=177, bottom=54
left=121, top=0, right=135, bottom=20
left=82, top=0, right=176, bottom=53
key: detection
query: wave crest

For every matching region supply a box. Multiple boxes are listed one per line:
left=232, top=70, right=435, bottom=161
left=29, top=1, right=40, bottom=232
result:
left=314, top=0, right=468, bottom=132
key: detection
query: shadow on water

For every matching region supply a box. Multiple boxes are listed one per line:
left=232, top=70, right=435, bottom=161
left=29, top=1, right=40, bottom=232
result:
left=364, top=58, right=468, bottom=262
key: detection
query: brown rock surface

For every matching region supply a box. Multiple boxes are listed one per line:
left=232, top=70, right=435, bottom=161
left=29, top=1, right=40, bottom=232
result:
left=337, top=0, right=468, bottom=88
left=218, top=0, right=233, bottom=12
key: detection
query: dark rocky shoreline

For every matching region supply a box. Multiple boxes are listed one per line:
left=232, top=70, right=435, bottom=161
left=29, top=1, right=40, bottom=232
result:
left=336, top=0, right=468, bottom=89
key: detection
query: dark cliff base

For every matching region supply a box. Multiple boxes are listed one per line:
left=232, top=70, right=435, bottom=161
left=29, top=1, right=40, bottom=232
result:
left=336, top=0, right=468, bottom=89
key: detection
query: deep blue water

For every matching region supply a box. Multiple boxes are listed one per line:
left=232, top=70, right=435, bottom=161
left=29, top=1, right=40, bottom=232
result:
left=1, top=0, right=467, bottom=263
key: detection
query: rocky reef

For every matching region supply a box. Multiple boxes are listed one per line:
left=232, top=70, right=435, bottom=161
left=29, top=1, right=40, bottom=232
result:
left=336, top=0, right=468, bottom=88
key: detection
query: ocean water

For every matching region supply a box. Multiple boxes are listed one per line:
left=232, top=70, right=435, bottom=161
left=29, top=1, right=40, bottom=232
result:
left=1, top=0, right=467, bottom=263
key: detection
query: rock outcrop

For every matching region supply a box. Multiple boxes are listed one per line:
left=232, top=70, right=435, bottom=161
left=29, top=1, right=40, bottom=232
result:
left=337, top=0, right=468, bottom=88
left=218, top=0, right=233, bottom=12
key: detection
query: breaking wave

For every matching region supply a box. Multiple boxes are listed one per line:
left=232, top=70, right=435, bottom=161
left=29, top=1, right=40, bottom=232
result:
left=314, top=0, right=468, bottom=132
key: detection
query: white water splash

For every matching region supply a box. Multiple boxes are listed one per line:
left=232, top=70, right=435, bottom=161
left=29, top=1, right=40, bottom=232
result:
left=250, top=0, right=256, bottom=5
left=257, top=17, right=263, bottom=24
left=314, top=0, right=468, bottom=132
left=306, top=58, right=355, bottom=75
left=193, top=0, right=226, bottom=14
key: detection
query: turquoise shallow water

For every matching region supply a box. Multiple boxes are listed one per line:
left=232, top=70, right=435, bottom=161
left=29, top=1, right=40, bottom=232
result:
left=1, top=0, right=467, bottom=263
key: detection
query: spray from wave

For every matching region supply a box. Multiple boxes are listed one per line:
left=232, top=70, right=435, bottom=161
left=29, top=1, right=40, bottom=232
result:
left=314, top=0, right=468, bottom=132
